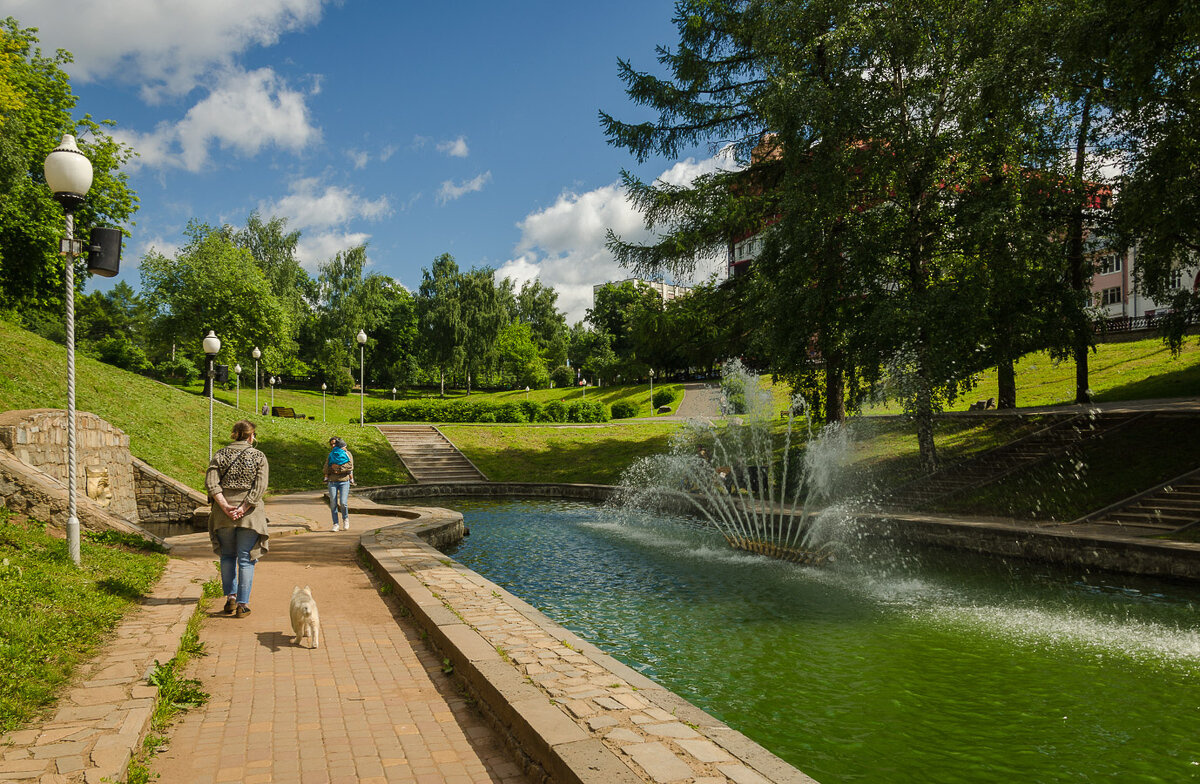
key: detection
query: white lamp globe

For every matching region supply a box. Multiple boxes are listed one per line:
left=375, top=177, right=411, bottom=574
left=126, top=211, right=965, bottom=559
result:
left=43, top=135, right=93, bottom=206
left=356, top=330, right=367, bottom=345
left=202, top=330, right=221, bottom=356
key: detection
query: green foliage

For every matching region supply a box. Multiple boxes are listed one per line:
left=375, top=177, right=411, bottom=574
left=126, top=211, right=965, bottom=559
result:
left=0, top=19, right=138, bottom=312
left=153, top=354, right=196, bottom=381
left=365, top=398, right=610, bottom=424
left=85, top=334, right=153, bottom=373
left=0, top=511, right=166, bottom=733
left=651, top=389, right=676, bottom=409
left=611, top=401, right=639, bottom=419
left=550, top=365, right=574, bottom=388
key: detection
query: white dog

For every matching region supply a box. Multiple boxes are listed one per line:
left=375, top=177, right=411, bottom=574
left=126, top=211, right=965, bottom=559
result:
left=289, top=585, right=320, bottom=649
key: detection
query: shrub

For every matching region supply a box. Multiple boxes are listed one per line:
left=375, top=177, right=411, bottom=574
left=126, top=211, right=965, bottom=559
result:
left=551, top=365, right=574, bottom=388
left=611, top=401, right=638, bottom=419
left=567, top=400, right=610, bottom=423
left=323, top=367, right=354, bottom=396
left=155, top=355, right=197, bottom=382
left=652, top=389, right=676, bottom=409
left=543, top=400, right=567, bottom=422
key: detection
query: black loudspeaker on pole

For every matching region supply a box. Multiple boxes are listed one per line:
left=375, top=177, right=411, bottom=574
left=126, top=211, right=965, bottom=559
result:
left=86, top=227, right=122, bottom=277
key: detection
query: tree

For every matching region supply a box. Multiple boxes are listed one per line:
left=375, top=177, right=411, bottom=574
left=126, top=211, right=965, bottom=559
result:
left=0, top=18, right=137, bottom=313
left=418, top=254, right=465, bottom=396
left=516, top=278, right=569, bottom=370
left=313, top=244, right=390, bottom=389
left=235, top=211, right=314, bottom=352
left=140, top=222, right=288, bottom=383
left=458, top=267, right=507, bottom=394
left=604, top=0, right=1085, bottom=470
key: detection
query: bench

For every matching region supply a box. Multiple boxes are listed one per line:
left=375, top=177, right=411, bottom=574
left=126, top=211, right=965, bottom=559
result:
left=968, top=397, right=996, bottom=411
left=271, top=406, right=314, bottom=420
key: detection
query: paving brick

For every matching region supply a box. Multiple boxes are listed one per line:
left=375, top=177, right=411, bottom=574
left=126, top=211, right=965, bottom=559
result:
left=621, top=741, right=694, bottom=783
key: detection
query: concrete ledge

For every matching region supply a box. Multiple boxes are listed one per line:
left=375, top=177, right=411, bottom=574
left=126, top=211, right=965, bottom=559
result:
left=359, top=504, right=819, bottom=784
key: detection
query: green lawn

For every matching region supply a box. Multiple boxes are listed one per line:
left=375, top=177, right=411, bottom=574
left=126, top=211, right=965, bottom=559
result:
left=442, top=421, right=684, bottom=485
left=0, top=515, right=167, bottom=733
left=0, top=319, right=409, bottom=493
left=863, top=336, right=1200, bottom=414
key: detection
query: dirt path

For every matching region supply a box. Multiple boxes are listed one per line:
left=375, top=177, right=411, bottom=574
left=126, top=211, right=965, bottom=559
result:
left=153, top=492, right=528, bottom=784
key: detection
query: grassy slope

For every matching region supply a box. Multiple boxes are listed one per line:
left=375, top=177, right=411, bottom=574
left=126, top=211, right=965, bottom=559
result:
left=863, top=337, right=1200, bottom=414
left=0, top=320, right=409, bottom=493
left=441, top=422, right=683, bottom=485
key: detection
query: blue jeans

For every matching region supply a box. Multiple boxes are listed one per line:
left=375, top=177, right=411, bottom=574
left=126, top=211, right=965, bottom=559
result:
left=328, top=480, right=350, bottom=525
left=216, top=526, right=258, bottom=605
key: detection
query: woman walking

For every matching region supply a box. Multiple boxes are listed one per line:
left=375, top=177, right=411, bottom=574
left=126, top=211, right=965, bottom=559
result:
left=207, top=420, right=270, bottom=617
left=323, top=436, right=354, bottom=531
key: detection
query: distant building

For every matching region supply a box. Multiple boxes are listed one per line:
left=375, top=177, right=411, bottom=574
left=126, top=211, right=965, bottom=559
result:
left=592, top=278, right=693, bottom=303
left=1088, top=242, right=1198, bottom=320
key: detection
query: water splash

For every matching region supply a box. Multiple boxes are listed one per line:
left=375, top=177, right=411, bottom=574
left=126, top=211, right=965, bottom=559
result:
left=613, top=359, right=852, bottom=563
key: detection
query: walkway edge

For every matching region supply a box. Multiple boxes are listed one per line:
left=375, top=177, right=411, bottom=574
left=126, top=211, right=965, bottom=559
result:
left=357, top=503, right=818, bottom=784
left=0, top=557, right=210, bottom=784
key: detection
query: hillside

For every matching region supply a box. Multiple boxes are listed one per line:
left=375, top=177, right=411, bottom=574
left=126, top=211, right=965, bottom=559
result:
left=0, top=320, right=409, bottom=493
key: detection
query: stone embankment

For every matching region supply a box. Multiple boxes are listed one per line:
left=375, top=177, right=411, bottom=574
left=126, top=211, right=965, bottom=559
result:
left=354, top=496, right=818, bottom=784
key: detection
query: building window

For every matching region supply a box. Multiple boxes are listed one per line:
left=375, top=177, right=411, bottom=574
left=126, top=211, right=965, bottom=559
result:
left=1170, top=270, right=1184, bottom=289
left=1097, top=254, right=1122, bottom=275
left=1100, top=286, right=1122, bottom=306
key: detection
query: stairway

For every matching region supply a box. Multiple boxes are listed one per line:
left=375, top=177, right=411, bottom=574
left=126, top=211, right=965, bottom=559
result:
left=376, top=425, right=487, bottom=483
left=1068, top=467, right=1200, bottom=535
left=884, top=412, right=1146, bottom=509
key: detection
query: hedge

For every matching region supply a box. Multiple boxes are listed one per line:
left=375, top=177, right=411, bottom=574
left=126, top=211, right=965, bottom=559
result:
left=610, top=401, right=638, bottom=419
left=364, top=398, right=609, bottom=424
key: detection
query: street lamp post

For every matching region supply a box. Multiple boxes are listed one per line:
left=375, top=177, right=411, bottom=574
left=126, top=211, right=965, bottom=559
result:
left=203, top=331, right=221, bottom=457
left=269, top=376, right=275, bottom=414
left=649, top=368, right=655, bottom=417
left=44, top=135, right=94, bottom=567
left=252, top=347, right=261, bottom=414
left=357, top=330, right=367, bottom=427
left=322, top=382, right=327, bottom=422
left=234, top=364, right=242, bottom=410
left=392, top=386, right=397, bottom=401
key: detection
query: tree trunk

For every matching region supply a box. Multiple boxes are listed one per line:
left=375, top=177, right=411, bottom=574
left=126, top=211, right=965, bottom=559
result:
left=1068, top=90, right=1094, bottom=404
left=914, top=380, right=938, bottom=474
left=997, top=357, right=1017, bottom=409
left=439, top=369, right=445, bottom=398
left=824, top=355, right=846, bottom=424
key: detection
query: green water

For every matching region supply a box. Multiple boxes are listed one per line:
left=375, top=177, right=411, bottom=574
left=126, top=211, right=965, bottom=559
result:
left=432, top=498, right=1200, bottom=784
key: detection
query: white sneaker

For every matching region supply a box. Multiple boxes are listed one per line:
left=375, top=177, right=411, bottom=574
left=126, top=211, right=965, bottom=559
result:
left=332, top=523, right=339, bottom=532
left=343, top=519, right=350, bottom=530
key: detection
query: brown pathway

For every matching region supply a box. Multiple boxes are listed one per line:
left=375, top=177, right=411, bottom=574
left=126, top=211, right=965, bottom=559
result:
left=153, top=491, right=528, bottom=784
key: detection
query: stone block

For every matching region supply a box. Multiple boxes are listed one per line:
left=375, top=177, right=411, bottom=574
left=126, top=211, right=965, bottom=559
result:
left=620, top=741, right=694, bottom=783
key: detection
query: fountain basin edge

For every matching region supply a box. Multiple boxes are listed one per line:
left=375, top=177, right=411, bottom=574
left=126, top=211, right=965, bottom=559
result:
left=353, top=493, right=818, bottom=784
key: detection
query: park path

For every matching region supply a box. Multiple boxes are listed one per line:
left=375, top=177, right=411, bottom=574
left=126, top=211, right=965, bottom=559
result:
left=152, top=491, right=528, bottom=784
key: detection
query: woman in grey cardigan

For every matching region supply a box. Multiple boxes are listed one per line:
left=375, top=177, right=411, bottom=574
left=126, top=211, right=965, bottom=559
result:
left=207, top=419, right=270, bottom=617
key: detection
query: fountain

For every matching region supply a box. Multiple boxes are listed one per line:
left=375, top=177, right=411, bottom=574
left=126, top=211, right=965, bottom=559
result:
left=615, top=359, right=851, bottom=564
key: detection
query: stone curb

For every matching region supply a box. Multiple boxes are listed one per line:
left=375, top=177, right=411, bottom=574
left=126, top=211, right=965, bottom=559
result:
left=0, top=558, right=210, bottom=784
left=354, top=499, right=819, bottom=784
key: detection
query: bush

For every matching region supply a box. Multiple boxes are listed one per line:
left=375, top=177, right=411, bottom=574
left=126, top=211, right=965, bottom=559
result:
left=611, top=401, right=638, bottom=419
left=652, top=389, right=676, bottom=409
left=155, top=355, right=197, bottom=382
left=324, top=367, right=354, bottom=396
left=363, top=397, right=610, bottom=424
left=551, top=365, right=574, bottom=388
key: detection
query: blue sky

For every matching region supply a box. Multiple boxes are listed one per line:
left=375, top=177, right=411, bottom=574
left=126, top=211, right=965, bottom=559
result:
left=3, top=0, right=732, bottom=322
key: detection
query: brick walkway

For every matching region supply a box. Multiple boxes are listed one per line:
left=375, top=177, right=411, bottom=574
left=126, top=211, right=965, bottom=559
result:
left=152, top=492, right=529, bottom=784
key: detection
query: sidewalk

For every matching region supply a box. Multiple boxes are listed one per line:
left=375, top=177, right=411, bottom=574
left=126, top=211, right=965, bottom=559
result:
left=154, top=491, right=529, bottom=784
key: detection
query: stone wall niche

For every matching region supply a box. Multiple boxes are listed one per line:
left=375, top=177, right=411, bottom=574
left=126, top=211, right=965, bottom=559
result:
left=0, top=409, right=139, bottom=523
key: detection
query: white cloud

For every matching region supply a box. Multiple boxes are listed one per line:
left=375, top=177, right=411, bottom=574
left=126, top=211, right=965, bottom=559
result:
left=257, top=178, right=390, bottom=269
left=437, top=136, right=470, bottom=158
left=498, top=154, right=735, bottom=323
left=0, top=0, right=328, bottom=99
left=347, top=149, right=369, bottom=169
left=437, top=171, right=492, bottom=204
left=296, top=231, right=372, bottom=272
left=113, top=67, right=320, bottom=172
left=260, top=178, right=391, bottom=230
left=380, top=144, right=398, bottom=162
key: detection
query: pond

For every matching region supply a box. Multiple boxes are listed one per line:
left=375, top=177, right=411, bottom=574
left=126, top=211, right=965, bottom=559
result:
left=400, top=497, right=1200, bottom=784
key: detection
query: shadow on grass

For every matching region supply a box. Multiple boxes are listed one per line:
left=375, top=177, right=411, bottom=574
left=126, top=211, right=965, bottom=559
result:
left=257, top=431, right=411, bottom=493
left=1092, top=361, right=1200, bottom=403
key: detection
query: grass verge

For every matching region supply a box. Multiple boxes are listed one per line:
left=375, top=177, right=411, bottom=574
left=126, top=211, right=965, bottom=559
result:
left=0, top=512, right=167, bottom=734
left=122, top=577, right=220, bottom=784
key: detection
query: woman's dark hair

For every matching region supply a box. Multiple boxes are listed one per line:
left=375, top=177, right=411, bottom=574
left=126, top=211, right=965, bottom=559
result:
left=231, top=420, right=256, bottom=441
left=330, top=437, right=346, bottom=449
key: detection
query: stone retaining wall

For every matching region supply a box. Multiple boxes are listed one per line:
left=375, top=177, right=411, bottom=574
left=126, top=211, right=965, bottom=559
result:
left=0, top=409, right=138, bottom=522
left=357, top=482, right=615, bottom=503
left=132, top=457, right=207, bottom=524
